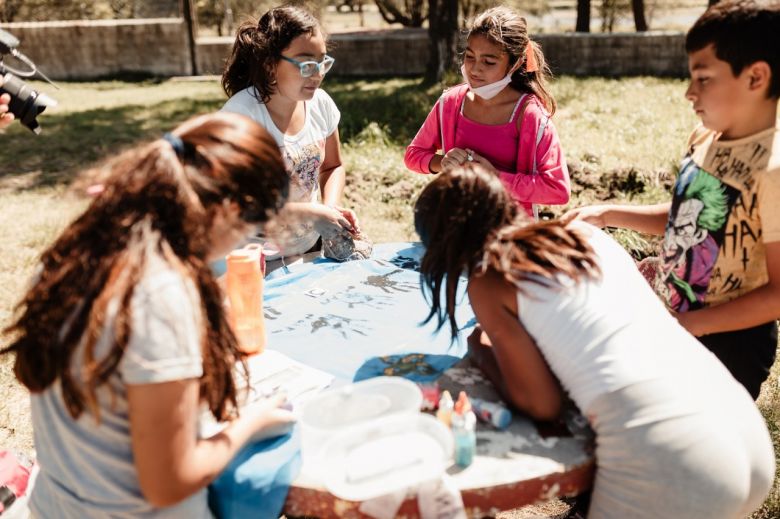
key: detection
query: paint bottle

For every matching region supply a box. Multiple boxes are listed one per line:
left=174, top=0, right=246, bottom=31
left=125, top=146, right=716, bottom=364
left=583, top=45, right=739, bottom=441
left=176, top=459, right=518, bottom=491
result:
left=436, top=390, right=454, bottom=426
left=452, top=408, right=477, bottom=468
left=454, top=391, right=472, bottom=415
left=470, top=398, right=512, bottom=430
left=226, top=246, right=265, bottom=355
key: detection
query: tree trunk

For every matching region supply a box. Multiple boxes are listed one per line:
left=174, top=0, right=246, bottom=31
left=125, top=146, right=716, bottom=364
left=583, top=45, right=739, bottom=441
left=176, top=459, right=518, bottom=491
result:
left=576, top=0, right=590, bottom=32
left=423, top=0, right=458, bottom=85
left=631, top=0, right=648, bottom=31
left=181, top=0, right=198, bottom=75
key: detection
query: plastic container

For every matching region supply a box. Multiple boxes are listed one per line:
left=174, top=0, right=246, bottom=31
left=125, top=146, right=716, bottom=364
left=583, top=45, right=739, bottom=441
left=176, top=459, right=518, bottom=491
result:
left=226, top=246, right=265, bottom=355
left=299, top=377, right=422, bottom=469
left=452, top=410, right=477, bottom=468
left=318, top=413, right=453, bottom=501
left=471, top=397, right=512, bottom=429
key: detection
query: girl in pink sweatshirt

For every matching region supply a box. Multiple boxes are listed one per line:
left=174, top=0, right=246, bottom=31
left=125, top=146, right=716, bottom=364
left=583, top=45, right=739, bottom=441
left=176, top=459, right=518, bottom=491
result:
left=404, top=6, right=570, bottom=218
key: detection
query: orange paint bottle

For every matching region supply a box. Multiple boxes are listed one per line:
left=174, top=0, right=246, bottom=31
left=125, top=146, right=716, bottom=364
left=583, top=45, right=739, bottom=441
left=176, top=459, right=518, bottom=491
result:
left=226, top=246, right=266, bottom=355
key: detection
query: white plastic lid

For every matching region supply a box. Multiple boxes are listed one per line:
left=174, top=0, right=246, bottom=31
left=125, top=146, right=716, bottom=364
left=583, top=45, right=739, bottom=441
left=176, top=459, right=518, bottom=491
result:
left=318, top=413, right=453, bottom=501
left=300, top=376, right=422, bottom=431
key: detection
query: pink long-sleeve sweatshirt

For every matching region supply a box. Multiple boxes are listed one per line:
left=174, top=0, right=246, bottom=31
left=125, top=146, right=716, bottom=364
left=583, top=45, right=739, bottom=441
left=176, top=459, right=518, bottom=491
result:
left=404, top=84, right=570, bottom=216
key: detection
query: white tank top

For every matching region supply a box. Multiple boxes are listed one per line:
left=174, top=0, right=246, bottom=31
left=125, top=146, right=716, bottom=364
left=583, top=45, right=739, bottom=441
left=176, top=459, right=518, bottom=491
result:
left=516, top=223, right=726, bottom=413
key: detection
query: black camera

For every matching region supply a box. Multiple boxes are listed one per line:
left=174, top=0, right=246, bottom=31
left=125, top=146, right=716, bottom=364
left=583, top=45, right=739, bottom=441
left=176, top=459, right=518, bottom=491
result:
left=0, top=28, right=57, bottom=134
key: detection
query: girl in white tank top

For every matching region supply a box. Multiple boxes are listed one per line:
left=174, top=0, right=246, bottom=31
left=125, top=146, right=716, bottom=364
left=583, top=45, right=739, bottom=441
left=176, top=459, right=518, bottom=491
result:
left=414, top=164, right=774, bottom=519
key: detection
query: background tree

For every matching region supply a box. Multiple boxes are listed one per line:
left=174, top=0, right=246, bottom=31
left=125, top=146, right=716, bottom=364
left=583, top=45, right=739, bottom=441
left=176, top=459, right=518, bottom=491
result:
left=373, top=0, right=426, bottom=27
left=0, top=0, right=24, bottom=22
left=423, top=0, right=458, bottom=84
left=108, top=0, right=133, bottom=18
left=631, top=0, right=648, bottom=31
left=132, top=0, right=180, bottom=17
left=0, top=0, right=96, bottom=21
left=459, top=0, right=496, bottom=27
left=576, top=0, right=590, bottom=32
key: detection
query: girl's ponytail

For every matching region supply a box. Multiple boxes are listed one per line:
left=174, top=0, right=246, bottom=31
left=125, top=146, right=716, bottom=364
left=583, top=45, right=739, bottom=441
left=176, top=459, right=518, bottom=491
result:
left=222, top=20, right=268, bottom=100
left=514, top=40, right=557, bottom=115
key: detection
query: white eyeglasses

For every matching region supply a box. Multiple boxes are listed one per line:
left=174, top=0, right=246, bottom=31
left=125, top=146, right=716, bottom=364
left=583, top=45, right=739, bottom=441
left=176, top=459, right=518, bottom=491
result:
left=280, top=55, right=335, bottom=78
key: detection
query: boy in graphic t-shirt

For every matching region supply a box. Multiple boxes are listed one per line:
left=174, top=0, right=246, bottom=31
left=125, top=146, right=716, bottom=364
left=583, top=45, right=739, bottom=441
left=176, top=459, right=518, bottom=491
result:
left=563, top=0, right=780, bottom=399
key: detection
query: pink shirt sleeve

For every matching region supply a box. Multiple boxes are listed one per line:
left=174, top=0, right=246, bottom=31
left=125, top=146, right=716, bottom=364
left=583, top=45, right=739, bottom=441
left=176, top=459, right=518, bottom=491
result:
left=498, top=116, right=570, bottom=207
left=404, top=100, right=442, bottom=175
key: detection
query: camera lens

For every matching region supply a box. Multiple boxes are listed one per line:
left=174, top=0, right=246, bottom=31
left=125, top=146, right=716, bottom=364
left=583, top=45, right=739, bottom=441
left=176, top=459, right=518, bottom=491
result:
left=1, top=72, right=57, bottom=134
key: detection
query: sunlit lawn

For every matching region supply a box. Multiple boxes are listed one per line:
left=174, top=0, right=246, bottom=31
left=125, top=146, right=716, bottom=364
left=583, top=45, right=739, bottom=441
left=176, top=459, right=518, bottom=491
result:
left=0, top=76, right=776, bottom=518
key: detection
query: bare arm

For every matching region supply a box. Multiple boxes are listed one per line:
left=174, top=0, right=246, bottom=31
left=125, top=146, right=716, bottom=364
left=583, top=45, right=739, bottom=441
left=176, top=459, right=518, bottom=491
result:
left=561, top=202, right=671, bottom=236
left=677, top=241, right=780, bottom=336
left=319, top=129, right=346, bottom=206
left=467, top=269, right=562, bottom=420
left=128, top=379, right=292, bottom=508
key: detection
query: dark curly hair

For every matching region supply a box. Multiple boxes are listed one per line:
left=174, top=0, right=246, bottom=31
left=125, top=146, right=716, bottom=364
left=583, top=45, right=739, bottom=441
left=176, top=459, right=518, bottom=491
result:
left=415, top=164, right=599, bottom=339
left=2, top=112, right=289, bottom=422
left=222, top=5, right=322, bottom=103
left=686, top=0, right=780, bottom=98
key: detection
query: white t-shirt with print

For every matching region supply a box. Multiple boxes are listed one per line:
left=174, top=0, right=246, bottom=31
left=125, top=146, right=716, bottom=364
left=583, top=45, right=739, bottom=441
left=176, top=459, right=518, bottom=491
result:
left=221, top=87, right=341, bottom=257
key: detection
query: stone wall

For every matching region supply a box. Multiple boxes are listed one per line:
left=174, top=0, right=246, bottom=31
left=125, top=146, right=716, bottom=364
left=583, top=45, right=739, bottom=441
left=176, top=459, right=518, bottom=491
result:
left=199, top=28, right=688, bottom=78
left=0, top=19, right=192, bottom=80
left=535, top=32, right=688, bottom=77
left=0, top=20, right=688, bottom=80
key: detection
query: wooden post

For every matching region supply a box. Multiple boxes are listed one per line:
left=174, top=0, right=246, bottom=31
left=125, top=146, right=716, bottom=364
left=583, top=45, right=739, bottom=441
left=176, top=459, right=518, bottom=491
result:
left=181, top=0, right=198, bottom=75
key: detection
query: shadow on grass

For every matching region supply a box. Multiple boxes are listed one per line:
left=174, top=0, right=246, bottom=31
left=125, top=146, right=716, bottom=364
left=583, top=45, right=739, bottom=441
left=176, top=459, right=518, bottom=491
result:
left=0, top=97, right=223, bottom=190
left=326, top=76, right=442, bottom=145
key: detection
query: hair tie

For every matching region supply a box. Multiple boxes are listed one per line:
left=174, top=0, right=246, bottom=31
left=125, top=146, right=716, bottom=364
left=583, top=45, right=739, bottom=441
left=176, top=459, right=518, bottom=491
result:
left=525, top=41, right=538, bottom=73
left=163, top=132, right=186, bottom=158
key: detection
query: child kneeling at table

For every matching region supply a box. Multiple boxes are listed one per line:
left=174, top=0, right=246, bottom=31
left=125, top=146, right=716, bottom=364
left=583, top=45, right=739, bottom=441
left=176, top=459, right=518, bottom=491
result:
left=415, top=164, right=774, bottom=519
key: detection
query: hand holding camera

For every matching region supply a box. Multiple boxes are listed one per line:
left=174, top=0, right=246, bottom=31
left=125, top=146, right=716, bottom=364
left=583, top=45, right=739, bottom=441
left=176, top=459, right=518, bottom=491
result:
left=0, top=86, right=14, bottom=130
left=0, top=28, right=57, bottom=134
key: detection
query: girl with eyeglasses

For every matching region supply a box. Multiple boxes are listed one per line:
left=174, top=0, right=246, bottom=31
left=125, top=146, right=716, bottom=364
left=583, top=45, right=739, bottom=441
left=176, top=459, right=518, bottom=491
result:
left=221, top=5, right=360, bottom=267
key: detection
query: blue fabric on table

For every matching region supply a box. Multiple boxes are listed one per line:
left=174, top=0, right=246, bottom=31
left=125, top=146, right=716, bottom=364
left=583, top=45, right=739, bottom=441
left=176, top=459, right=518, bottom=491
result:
left=353, top=353, right=462, bottom=383
left=208, top=243, right=474, bottom=518
left=208, top=427, right=302, bottom=519
left=262, top=243, right=472, bottom=382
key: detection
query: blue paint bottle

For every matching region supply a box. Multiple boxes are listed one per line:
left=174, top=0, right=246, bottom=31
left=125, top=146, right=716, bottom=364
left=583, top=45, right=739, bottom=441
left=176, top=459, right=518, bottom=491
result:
left=452, top=410, right=476, bottom=468
left=471, top=398, right=512, bottom=430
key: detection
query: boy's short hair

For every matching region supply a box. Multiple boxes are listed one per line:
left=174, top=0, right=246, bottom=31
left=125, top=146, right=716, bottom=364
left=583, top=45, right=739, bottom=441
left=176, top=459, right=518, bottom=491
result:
left=686, top=0, right=780, bottom=98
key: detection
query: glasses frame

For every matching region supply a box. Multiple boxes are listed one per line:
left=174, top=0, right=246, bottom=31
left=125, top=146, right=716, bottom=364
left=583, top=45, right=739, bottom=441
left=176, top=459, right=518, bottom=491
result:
left=279, top=54, right=335, bottom=78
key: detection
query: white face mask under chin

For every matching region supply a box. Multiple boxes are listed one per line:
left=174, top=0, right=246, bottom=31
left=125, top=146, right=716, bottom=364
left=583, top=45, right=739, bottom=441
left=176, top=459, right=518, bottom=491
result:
left=461, top=64, right=512, bottom=100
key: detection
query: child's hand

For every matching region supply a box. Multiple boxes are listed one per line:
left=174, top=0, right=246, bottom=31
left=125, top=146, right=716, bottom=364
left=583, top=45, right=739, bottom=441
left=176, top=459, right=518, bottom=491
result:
left=440, top=147, right=470, bottom=171
left=242, top=393, right=296, bottom=435
left=467, top=150, right=497, bottom=174
left=328, top=205, right=361, bottom=236
left=467, top=326, right=494, bottom=370
left=560, top=205, right=610, bottom=228
left=310, top=203, right=354, bottom=240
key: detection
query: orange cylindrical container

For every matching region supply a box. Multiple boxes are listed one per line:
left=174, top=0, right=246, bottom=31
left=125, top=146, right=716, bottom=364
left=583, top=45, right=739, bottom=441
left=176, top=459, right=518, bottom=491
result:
left=226, top=246, right=266, bottom=355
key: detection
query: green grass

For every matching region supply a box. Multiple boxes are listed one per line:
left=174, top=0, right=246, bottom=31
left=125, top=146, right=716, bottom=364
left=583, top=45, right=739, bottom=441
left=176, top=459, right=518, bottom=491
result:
left=0, top=76, right=777, bottom=518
